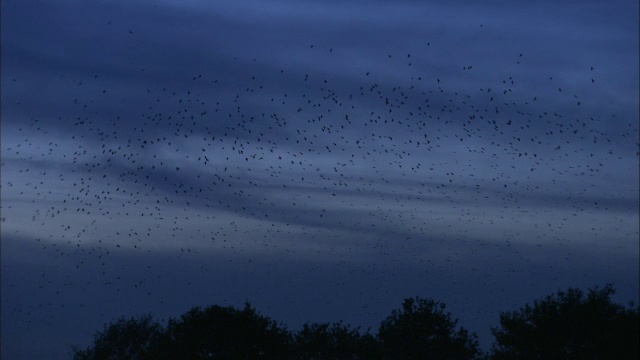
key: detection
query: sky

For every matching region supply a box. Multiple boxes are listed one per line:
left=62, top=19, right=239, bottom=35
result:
left=1, top=0, right=638, bottom=358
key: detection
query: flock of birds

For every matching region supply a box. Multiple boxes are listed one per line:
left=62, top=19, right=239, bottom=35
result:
left=2, top=35, right=638, bottom=335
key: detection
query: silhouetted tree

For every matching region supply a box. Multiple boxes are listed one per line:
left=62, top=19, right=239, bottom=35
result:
left=160, top=302, right=293, bottom=359
left=295, top=321, right=381, bottom=359
left=378, top=297, right=482, bottom=359
left=490, top=284, right=639, bottom=360
left=72, top=315, right=162, bottom=360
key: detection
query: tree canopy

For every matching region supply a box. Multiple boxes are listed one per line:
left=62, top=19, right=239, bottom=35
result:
left=73, top=284, right=638, bottom=360
left=378, top=297, right=481, bottom=360
left=155, top=302, right=292, bottom=359
left=294, top=321, right=380, bottom=359
left=490, top=284, right=639, bottom=360
left=72, top=315, right=161, bottom=360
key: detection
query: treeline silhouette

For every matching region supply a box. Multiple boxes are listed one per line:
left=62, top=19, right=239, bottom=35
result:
left=72, top=284, right=638, bottom=359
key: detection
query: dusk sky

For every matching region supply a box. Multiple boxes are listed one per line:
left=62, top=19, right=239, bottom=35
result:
left=1, top=0, right=638, bottom=358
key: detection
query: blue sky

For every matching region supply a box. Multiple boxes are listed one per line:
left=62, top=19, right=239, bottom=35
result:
left=1, top=0, right=638, bottom=358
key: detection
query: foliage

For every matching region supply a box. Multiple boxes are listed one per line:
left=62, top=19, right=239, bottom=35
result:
left=72, top=315, right=161, bottom=360
left=73, top=285, right=637, bottom=360
left=295, top=321, right=380, bottom=359
left=490, top=284, right=640, bottom=360
left=378, top=297, right=482, bottom=360
left=160, top=302, right=293, bottom=359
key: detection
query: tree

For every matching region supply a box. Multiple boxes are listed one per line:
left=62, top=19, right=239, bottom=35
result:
left=490, top=284, right=639, bottom=360
left=378, top=297, right=482, bottom=359
left=295, top=321, right=381, bottom=359
left=72, top=315, right=162, bottom=360
left=160, top=302, right=293, bottom=359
